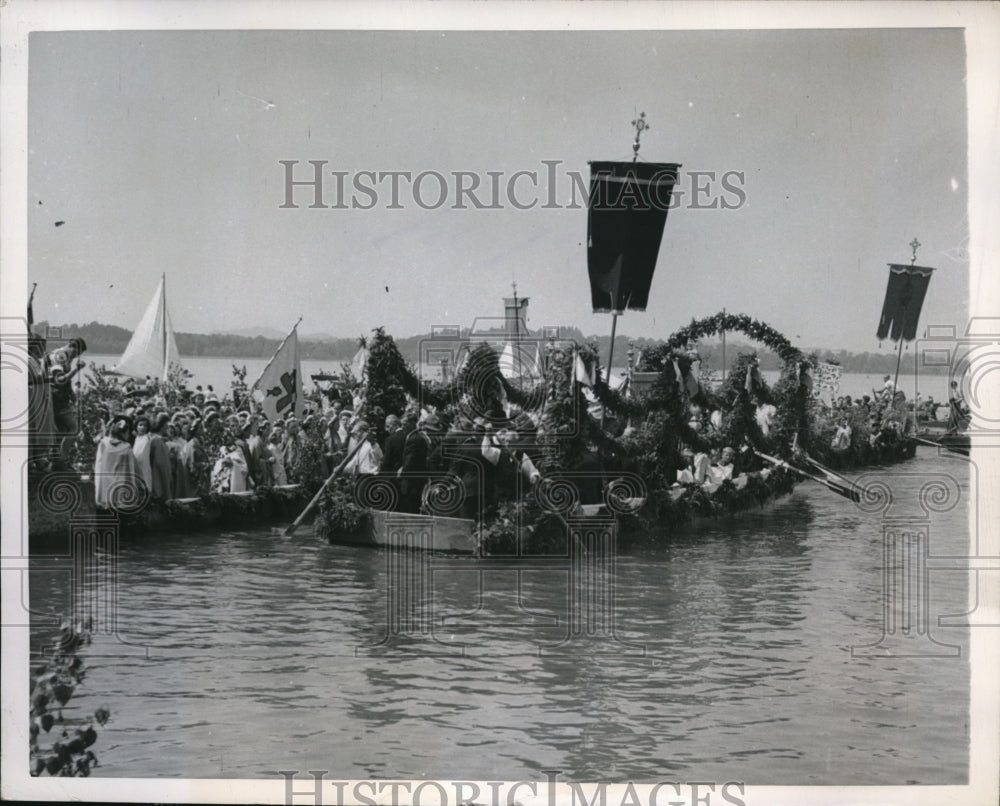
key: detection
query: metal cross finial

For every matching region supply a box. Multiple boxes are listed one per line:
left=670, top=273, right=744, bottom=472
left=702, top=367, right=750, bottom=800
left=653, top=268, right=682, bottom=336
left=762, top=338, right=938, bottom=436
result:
left=910, top=237, right=921, bottom=264
left=631, top=111, right=649, bottom=160
left=512, top=280, right=517, bottom=298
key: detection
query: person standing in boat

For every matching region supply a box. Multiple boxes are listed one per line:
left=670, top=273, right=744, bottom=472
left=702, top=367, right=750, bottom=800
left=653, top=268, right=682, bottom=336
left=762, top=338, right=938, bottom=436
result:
left=147, top=413, right=174, bottom=500
left=399, top=414, right=438, bottom=513
left=47, top=337, right=87, bottom=468
left=164, top=420, right=185, bottom=493
left=445, top=418, right=496, bottom=521
left=27, top=333, right=58, bottom=468
left=245, top=416, right=269, bottom=487
left=947, top=380, right=969, bottom=433
left=379, top=414, right=407, bottom=508
left=174, top=420, right=202, bottom=498
left=282, top=417, right=304, bottom=482
left=211, top=435, right=250, bottom=493
left=267, top=430, right=288, bottom=486
left=325, top=409, right=353, bottom=472
left=94, top=415, right=140, bottom=512
left=343, top=420, right=383, bottom=476
left=878, top=375, right=896, bottom=402
left=131, top=415, right=154, bottom=493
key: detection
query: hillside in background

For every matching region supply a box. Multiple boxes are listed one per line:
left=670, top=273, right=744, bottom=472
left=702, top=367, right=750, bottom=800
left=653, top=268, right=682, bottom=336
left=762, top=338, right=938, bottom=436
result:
left=32, top=320, right=945, bottom=374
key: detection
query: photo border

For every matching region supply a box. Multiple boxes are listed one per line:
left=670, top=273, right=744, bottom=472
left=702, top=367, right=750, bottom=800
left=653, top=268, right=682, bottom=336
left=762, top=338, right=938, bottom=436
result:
left=2, top=2, right=998, bottom=804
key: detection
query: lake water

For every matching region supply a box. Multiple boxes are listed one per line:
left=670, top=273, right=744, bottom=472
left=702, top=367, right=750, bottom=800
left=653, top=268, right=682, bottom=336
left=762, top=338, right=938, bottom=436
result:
left=29, top=446, right=972, bottom=783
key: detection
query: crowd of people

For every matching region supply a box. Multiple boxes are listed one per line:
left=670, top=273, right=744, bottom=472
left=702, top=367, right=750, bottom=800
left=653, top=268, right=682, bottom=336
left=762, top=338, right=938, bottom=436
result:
left=816, top=373, right=962, bottom=454
left=28, top=331, right=972, bottom=523
left=28, top=335, right=554, bottom=518
left=84, top=392, right=554, bottom=519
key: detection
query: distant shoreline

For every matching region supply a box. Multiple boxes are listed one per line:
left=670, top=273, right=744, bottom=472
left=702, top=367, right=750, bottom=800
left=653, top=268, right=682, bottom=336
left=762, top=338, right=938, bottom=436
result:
left=38, top=320, right=953, bottom=375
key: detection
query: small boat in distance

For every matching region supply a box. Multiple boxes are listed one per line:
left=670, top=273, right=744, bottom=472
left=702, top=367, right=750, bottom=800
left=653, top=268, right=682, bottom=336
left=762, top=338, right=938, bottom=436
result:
left=111, top=274, right=181, bottom=381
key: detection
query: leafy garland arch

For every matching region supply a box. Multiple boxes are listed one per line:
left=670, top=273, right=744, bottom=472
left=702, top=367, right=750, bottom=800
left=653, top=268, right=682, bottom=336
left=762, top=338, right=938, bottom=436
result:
left=644, top=311, right=805, bottom=370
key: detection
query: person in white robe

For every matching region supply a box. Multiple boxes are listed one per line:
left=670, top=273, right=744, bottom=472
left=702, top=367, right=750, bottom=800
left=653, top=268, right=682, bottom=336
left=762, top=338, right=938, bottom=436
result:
left=94, top=418, right=140, bottom=510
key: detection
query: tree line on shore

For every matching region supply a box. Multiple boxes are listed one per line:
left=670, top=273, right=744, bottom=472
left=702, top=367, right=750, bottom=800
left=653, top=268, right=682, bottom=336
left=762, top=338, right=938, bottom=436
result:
left=32, top=319, right=946, bottom=375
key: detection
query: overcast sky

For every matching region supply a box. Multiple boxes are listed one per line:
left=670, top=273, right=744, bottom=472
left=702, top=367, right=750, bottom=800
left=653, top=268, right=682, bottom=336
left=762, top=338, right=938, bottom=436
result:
left=28, top=27, right=969, bottom=352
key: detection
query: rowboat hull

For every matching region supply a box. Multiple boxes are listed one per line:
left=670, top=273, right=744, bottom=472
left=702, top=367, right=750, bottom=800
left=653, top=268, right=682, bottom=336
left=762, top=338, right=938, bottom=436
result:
left=321, top=509, right=480, bottom=553
left=915, top=431, right=970, bottom=455
left=317, top=491, right=799, bottom=555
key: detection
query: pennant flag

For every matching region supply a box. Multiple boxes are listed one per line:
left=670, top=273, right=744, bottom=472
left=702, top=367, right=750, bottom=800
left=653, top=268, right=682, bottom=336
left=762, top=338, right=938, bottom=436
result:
left=574, top=352, right=595, bottom=387
left=252, top=324, right=304, bottom=421
left=876, top=264, right=935, bottom=342
left=588, top=161, right=681, bottom=312
left=533, top=341, right=544, bottom=377
left=351, top=345, right=369, bottom=381
left=499, top=343, right=517, bottom=379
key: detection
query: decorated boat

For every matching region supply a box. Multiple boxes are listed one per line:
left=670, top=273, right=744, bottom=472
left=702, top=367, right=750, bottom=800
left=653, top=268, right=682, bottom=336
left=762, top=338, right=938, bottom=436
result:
left=310, top=117, right=881, bottom=551
left=26, top=116, right=920, bottom=553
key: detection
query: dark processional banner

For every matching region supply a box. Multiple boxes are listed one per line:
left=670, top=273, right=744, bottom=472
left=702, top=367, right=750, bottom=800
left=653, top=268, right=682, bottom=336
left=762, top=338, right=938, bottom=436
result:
left=876, top=263, right=935, bottom=342
left=587, top=161, right=681, bottom=313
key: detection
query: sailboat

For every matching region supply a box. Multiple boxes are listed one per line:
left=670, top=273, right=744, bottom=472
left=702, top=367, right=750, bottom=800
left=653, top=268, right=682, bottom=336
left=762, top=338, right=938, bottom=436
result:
left=111, top=274, right=181, bottom=381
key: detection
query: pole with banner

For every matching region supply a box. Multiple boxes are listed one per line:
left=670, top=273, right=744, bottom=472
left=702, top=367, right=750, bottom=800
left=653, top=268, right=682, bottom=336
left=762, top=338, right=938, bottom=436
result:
left=251, top=318, right=304, bottom=422
left=875, top=239, right=935, bottom=403
left=587, top=112, right=680, bottom=428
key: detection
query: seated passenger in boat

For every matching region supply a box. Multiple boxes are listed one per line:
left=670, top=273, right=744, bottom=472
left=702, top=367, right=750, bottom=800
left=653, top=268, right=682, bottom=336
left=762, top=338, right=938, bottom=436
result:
left=706, top=446, right=736, bottom=485
left=676, top=448, right=710, bottom=485
left=831, top=418, right=852, bottom=451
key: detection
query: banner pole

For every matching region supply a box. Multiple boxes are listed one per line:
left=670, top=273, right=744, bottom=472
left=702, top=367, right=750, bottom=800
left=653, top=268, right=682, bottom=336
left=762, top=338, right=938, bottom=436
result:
left=601, top=311, right=620, bottom=432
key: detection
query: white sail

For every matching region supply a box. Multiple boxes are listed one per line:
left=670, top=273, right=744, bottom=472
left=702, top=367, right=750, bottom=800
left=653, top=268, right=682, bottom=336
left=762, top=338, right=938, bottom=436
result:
left=112, top=275, right=181, bottom=380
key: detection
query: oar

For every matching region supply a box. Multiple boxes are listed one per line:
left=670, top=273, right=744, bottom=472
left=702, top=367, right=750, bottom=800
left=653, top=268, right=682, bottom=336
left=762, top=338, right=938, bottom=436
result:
left=282, top=437, right=368, bottom=536
left=756, top=451, right=862, bottom=503
left=803, top=455, right=854, bottom=486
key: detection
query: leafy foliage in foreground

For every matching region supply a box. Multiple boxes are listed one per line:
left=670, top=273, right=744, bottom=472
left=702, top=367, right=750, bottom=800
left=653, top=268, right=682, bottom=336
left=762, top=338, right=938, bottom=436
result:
left=30, top=621, right=111, bottom=777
